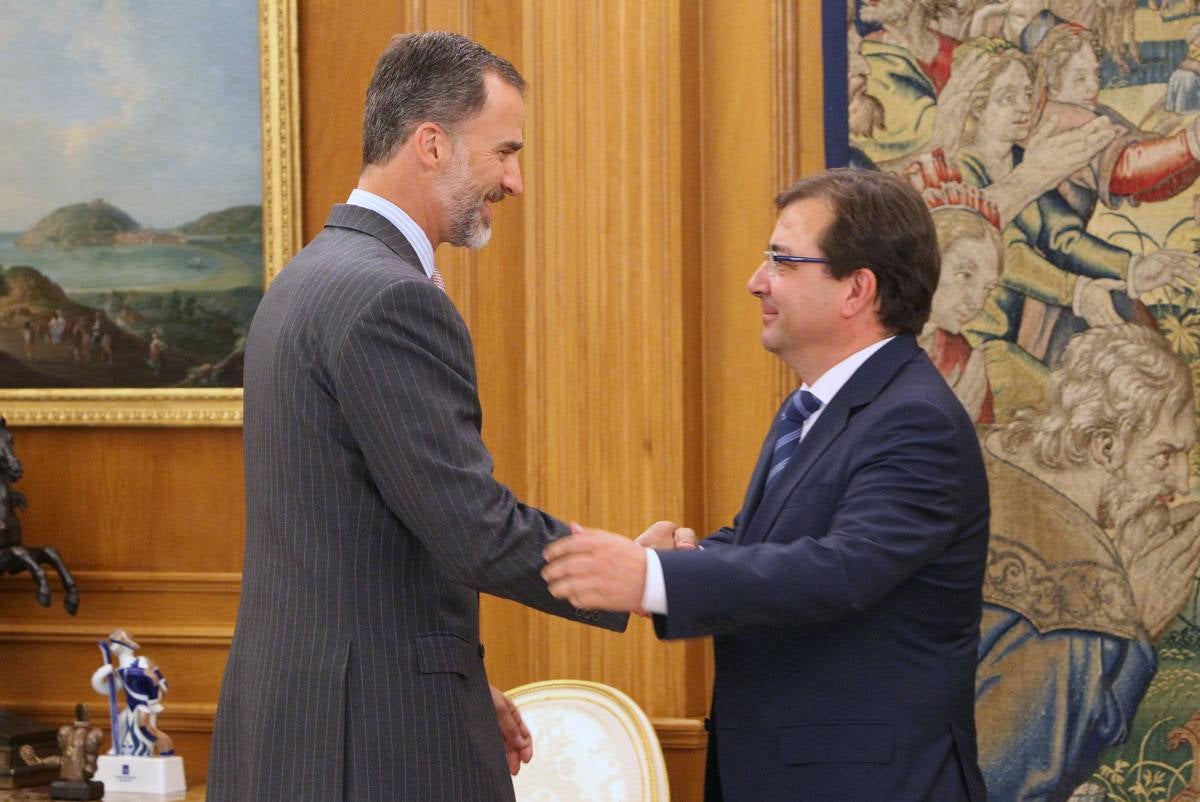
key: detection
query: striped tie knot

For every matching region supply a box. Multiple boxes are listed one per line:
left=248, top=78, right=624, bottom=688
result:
left=431, top=266, right=446, bottom=291
left=766, top=389, right=823, bottom=488
left=784, top=389, right=822, bottom=424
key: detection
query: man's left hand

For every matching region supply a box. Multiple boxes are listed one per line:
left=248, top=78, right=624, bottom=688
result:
left=490, top=684, right=532, bottom=775
left=542, top=523, right=647, bottom=612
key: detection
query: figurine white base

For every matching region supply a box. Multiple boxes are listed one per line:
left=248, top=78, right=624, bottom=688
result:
left=95, top=754, right=187, bottom=795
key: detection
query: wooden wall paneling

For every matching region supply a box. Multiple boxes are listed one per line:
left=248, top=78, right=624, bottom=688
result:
left=11, top=429, right=245, bottom=574
left=698, top=0, right=790, bottom=553
left=518, top=0, right=693, bottom=714
left=676, top=0, right=712, bottom=727
left=298, top=0, right=414, bottom=241
left=796, top=0, right=827, bottom=174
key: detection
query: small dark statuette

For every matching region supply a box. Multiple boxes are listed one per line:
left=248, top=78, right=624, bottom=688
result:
left=0, top=416, right=79, bottom=614
left=18, top=703, right=104, bottom=800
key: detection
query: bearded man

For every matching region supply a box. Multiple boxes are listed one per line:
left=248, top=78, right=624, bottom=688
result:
left=208, top=32, right=626, bottom=802
left=975, top=324, right=1200, bottom=801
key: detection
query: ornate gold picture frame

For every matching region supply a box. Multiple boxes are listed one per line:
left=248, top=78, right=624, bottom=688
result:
left=0, top=0, right=301, bottom=426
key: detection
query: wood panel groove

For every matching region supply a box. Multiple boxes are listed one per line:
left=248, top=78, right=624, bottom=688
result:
left=0, top=624, right=233, bottom=645
left=0, top=571, right=243, bottom=594
left=6, top=702, right=218, bottom=732
left=7, top=701, right=706, bottom=750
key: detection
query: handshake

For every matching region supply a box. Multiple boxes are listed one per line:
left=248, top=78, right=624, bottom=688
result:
left=541, top=520, right=698, bottom=614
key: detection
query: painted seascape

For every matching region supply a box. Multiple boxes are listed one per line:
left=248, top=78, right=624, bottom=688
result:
left=0, top=1, right=263, bottom=388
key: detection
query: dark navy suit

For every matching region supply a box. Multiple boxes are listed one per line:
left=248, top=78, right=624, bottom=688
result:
left=655, top=335, right=989, bottom=802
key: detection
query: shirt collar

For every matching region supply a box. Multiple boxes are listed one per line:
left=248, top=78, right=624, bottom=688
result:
left=346, top=188, right=436, bottom=279
left=802, top=336, right=896, bottom=407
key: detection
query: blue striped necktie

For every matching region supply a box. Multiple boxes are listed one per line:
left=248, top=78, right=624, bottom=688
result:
left=766, top=389, right=823, bottom=488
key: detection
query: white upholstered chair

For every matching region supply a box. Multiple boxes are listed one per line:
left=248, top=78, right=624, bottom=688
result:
left=507, top=679, right=670, bottom=802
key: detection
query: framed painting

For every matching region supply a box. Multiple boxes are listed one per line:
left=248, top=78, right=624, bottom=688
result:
left=0, top=0, right=301, bottom=426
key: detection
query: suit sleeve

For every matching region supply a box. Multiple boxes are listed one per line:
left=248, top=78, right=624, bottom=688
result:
left=655, top=399, right=965, bottom=638
left=335, top=279, right=626, bottom=632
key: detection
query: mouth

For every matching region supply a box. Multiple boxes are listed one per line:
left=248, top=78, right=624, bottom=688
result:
left=481, top=191, right=504, bottom=220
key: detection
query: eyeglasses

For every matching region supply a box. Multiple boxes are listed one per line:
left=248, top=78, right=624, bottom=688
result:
left=763, top=250, right=830, bottom=278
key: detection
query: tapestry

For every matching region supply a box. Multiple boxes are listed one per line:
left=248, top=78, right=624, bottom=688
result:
left=829, top=1, right=1200, bottom=799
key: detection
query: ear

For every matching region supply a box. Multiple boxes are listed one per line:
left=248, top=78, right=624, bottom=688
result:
left=840, top=267, right=879, bottom=319
left=412, top=122, right=452, bottom=168
left=1090, top=429, right=1124, bottom=470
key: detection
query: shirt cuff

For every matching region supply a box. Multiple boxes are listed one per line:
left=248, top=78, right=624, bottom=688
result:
left=641, top=547, right=668, bottom=615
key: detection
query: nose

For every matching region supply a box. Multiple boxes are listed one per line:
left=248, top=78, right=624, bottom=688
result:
left=747, top=261, right=770, bottom=297
left=502, top=157, right=523, bottom=197
left=965, top=282, right=985, bottom=310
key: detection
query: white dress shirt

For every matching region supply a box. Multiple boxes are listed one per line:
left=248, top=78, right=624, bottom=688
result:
left=346, top=189, right=437, bottom=279
left=640, top=337, right=896, bottom=614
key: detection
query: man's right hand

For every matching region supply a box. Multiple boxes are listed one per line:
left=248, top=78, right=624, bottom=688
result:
left=635, top=520, right=697, bottom=550
left=1126, top=513, right=1200, bottom=640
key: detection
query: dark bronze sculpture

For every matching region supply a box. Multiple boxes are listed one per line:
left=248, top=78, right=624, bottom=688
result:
left=19, top=704, right=104, bottom=800
left=0, top=417, right=78, bottom=614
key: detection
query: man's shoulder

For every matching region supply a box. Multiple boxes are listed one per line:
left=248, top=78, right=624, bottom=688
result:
left=278, top=225, right=428, bottom=294
left=872, top=345, right=969, bottom=417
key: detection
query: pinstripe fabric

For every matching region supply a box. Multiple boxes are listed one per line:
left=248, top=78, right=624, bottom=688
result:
left=208, top=205, right=626, bottom=802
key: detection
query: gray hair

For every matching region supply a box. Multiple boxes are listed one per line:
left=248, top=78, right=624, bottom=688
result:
left=362, top=31, right=525, bottom=168
left=1000, top=325, right=1193, bottom=470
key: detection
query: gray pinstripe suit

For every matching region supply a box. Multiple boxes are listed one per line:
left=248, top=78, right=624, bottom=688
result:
left=208, top=204, right=627, bottom=802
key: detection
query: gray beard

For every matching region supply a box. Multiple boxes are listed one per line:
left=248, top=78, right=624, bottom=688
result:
left=1100, top=469, right=1172, bottom=569
left=436, top=153, right=492, bottom=249
left=445, top=198, right=491, bottom=249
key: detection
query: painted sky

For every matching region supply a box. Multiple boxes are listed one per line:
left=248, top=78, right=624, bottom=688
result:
left=0, top=0, right=261, bottom=231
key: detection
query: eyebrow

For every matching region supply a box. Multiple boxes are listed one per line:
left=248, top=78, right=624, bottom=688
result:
left=767, top=242, right=793, bottom=254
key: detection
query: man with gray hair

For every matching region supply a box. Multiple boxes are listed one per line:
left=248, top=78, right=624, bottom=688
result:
left=208, top=32, right=626, bottom=802
left=975, top=324, right=1200, bottom=801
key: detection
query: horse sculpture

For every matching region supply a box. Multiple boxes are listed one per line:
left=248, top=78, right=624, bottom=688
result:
left=0, top=417, right=78, bottom=614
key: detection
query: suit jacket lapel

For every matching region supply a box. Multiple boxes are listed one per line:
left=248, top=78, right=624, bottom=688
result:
left=738, top=335, right=921, bottom=545
left=325, top=204, right=426, bottom=277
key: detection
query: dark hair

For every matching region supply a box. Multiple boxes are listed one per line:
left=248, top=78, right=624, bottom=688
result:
left=775, top=168, right=940, bottom=335
left=361, top=31, right=525, bottom=168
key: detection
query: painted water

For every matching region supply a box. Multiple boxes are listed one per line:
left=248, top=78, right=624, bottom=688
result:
left=0, top=233, right=261, bottom=294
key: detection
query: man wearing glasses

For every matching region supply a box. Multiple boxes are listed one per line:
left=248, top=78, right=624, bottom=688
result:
left=543, top=168, right=990, bottom=801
